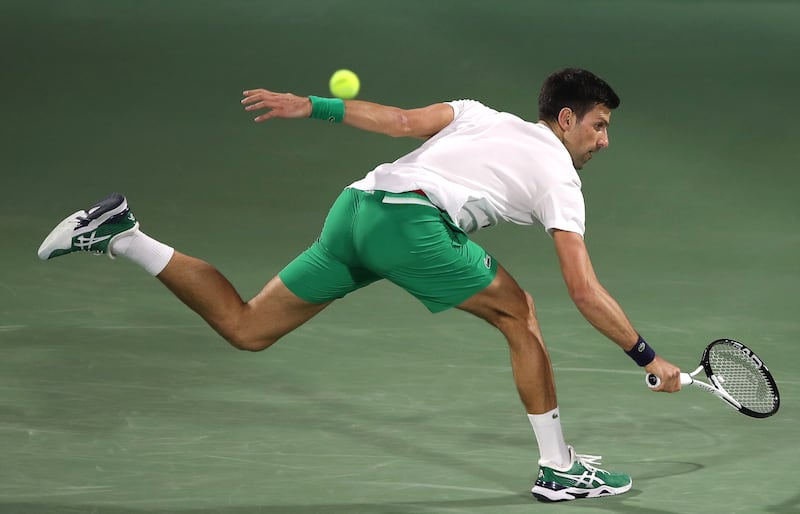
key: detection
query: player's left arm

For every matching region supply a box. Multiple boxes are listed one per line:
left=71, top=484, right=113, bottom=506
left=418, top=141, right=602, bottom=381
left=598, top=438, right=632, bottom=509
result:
left=552, top=229, right=682, bottom=391
left=242, top=89, right=454, bottom=139
left=342, top=100, right=454, bottom=139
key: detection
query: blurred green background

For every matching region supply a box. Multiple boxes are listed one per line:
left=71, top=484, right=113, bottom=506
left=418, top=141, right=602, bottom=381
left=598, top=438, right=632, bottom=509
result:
left=1, top=1, right=798, bottom=513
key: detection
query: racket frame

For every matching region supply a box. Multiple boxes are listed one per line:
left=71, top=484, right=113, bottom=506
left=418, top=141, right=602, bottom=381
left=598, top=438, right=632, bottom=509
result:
left=646, top=338, right=779, bottom=418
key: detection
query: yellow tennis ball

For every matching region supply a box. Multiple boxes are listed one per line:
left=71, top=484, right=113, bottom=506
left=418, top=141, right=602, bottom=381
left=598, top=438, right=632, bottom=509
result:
left=329, top=69, right=360, bottom=99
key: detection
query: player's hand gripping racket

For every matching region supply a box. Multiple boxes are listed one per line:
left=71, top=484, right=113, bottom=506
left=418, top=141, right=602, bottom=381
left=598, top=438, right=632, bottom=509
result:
left=646, top=338, right=780, bottom=418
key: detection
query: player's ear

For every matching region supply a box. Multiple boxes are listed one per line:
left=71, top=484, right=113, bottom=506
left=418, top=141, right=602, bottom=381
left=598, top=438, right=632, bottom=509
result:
left=557, top=107, right=575, bottom=131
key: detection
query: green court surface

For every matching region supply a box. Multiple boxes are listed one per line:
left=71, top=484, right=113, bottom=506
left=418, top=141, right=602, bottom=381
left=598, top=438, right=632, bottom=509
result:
left=1, top=1, right=799, bottom=513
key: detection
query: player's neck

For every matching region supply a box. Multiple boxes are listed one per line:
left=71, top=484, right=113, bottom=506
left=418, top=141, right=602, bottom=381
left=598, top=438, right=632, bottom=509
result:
left=538, top=120, right=565, bottom=144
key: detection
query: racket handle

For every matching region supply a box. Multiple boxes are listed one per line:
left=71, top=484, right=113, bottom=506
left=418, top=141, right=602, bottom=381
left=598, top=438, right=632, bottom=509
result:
left=646, top=373, right=693, bottom=389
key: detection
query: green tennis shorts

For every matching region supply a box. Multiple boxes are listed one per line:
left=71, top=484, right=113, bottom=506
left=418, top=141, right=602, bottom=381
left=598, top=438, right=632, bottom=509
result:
left=279, top=188, right=498, bottom=313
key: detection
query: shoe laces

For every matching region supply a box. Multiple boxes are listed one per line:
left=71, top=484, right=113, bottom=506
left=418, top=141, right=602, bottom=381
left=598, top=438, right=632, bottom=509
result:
left=574, top=452, right=606, bottom=473
left=75, top=215, right=90, bottom=229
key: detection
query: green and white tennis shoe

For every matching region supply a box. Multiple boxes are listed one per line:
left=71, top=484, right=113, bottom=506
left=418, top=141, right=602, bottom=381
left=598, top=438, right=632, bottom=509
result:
left=531, top=446, right=632, bottom=502
left=38, top=193, right=139, bottom=260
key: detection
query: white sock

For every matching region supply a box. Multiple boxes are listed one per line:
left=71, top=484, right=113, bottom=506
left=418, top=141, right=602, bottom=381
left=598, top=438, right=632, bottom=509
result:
left=110, top=229, right=174, bottom=276
left=528, top=408, right=572, bottom=469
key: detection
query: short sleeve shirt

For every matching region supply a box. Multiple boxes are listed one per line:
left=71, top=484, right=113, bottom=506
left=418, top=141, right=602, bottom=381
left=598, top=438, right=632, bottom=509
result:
left=348, top=100, right=585, bottom=236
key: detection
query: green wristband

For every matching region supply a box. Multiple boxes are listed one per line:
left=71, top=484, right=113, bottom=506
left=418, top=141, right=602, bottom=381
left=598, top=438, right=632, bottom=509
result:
left=308, top=96, right=345, bottom=123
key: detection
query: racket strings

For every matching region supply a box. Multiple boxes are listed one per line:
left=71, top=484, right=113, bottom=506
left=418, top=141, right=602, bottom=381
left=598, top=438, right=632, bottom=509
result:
left=708, top=346, right=777, bottom=413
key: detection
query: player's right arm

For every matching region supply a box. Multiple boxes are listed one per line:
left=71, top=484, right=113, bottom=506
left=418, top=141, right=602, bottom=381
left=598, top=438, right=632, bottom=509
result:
left=552, top=229, right=682, bottom=392
left=241, top=89, right=454, bottom=139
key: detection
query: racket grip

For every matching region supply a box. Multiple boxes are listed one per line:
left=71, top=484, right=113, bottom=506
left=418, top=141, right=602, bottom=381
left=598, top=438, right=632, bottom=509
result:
left=646, top=373, right=693, bottom=389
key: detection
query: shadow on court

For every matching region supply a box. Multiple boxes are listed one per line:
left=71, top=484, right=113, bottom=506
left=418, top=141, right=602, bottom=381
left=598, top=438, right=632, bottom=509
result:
left=3, top=470, right=798, bottom=514
left=766, top=492, right=800, bottom=514
left=0, top=463, right=714, bottom=514
left=6, top=497, right=797, bottom=514
left=26, top=490, right=798, bottom=514
left=0, top=494, right=669, bottom=514
left=0, top=496, right=533, bottom=514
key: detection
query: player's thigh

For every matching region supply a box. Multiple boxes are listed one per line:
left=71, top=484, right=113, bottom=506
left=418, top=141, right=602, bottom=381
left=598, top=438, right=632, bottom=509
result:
left=278, top=240, right=380, bottom=305
left=356, top=200, right=498, bottom=313
left=246, top=274, right=333, bottom=341
left=278, top=188, right=381, bottom=304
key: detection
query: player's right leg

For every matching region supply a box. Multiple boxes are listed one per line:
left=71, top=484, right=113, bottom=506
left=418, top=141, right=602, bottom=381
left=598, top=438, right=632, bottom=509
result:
left=531, top=446, right=633, bottom=502
left=342, top=192, right=632, bottom=502
left=37, top=192, right=332, bottom=351
left=456, top=264, right=632, bottom=501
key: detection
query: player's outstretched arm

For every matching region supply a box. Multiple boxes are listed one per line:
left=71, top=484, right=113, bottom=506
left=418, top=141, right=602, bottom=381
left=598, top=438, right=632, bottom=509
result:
left=552, top=229, right=682, bottom=391
left=341, top=100, right=454, bottom=139
left=241, top=89, right=454, bottom=139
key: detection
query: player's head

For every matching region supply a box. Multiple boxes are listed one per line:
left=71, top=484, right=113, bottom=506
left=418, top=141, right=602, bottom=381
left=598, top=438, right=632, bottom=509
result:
left=538, top=68, right=620, bottom=122
left=538, top=68, right=620, bottom=169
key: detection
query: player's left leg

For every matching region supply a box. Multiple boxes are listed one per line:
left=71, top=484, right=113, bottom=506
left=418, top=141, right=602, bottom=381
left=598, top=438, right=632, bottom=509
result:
left=156, top=253, right=331, bottom=351
left=37, top=193, right=336, bottom=351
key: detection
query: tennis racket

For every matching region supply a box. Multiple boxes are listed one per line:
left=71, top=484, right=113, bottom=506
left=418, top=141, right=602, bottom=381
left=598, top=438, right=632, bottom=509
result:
left=646, top=338, right=780, bottom=418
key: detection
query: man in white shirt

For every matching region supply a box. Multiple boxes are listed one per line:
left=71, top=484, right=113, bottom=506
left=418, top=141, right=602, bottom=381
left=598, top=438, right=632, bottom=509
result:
left=39, top=68, right=681, bottom=502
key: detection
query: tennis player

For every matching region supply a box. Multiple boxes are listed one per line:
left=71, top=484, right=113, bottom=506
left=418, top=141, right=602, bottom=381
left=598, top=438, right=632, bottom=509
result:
left=38, top=68, right=681, bottom=502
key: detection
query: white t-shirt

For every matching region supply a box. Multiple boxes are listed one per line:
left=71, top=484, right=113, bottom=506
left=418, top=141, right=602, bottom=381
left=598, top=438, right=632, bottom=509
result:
left=348, top=99, right=585, bottom=236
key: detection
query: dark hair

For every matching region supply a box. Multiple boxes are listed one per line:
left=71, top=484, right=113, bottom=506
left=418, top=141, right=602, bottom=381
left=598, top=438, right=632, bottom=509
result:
left=538, top=68, right=620, bottom=121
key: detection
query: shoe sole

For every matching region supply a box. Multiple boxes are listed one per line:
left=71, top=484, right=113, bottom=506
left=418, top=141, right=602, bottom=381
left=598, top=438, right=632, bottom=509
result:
left=531, top=481, right=632, bottom=502
left=37, top=194, right=129, bottom=260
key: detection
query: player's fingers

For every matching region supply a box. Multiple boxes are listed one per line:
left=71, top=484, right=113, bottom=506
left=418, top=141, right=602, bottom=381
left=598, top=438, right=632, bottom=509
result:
left=663, top=374, right=681, bottom=393
left=244, top=100, right=270, bottom=112
left=254, top=111, right=277, bottom=123
left=654, top=381, right=672, bottom=393
left=241, top=94, right=265, bottom=106
left=648, top=372, right=680, bottom=393
left=242, top=88, right=269, bottom=97
left=241, top=89, right=278, bottom=105
left=668, top=368, right=682, bottom=392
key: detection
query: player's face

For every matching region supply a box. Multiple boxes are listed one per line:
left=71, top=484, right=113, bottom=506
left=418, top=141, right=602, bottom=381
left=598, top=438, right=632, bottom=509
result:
left=563, top=104, right=611, bottom=170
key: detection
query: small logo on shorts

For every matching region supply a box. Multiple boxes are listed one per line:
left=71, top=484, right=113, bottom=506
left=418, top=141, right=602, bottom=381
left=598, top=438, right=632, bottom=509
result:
left=483, top=255, right=492, bottom=269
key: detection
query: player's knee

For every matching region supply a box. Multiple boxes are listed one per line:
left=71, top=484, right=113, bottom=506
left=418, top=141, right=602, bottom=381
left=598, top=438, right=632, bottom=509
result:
left=222, top=328, right=280, bottom=352
left=227, top=334, right=279, bottom=352
left=487, top=296, right=528, bottom=324
left=491, top=290, right=538, bottom=335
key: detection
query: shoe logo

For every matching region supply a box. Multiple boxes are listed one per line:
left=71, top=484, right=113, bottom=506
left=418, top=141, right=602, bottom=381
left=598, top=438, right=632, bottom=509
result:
left=553, top=469, right=604, bottom=489
left=483, top=255, right=492, bottom=269
left=74, top=231, right=111, bottom=251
